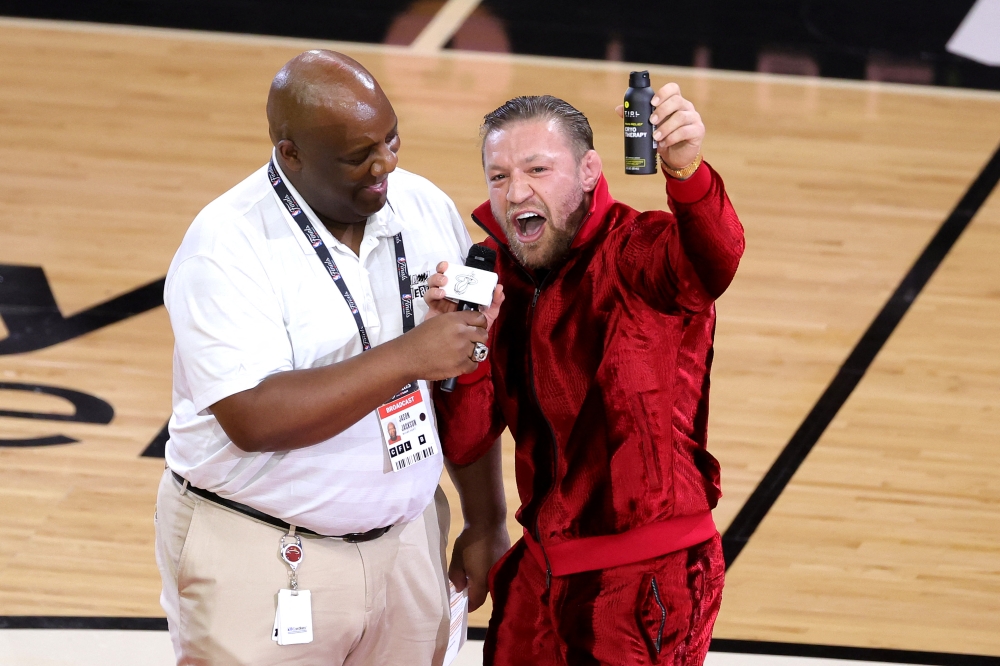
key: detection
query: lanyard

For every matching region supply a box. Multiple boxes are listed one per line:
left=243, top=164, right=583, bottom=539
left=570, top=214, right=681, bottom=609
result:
left=268, top=160, right=415, bottom=351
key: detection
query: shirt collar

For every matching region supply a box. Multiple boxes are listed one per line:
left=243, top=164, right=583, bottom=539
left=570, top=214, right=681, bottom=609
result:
left=367, top=193, right=404, bottom=239
left=269, top=152, right=404, bottom=255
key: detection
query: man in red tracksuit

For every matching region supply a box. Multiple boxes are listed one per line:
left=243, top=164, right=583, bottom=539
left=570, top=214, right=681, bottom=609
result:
left=428, top=87, right=744, bottom=665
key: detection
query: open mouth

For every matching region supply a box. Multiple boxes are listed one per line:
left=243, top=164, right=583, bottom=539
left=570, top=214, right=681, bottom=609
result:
left=513, top=211, right=546, bottom=243
left=364, top=179, right=388, bottom=196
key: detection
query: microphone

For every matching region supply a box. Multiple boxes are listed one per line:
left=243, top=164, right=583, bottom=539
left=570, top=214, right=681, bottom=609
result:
left=440, top=245, right=498, bottom=393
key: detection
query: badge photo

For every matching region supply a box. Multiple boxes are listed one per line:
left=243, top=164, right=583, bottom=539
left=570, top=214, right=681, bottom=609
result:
left=377, top=383, right=438, bottom=472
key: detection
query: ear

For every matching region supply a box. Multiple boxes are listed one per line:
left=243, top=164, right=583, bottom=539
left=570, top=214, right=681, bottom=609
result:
left=276, top=139, right=303, bottom=173
left=579, top=150, right=603, bottom=192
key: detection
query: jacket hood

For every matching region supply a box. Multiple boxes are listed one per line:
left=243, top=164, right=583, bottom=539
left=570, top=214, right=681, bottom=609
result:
left=471, top=173, right=615, bottom=252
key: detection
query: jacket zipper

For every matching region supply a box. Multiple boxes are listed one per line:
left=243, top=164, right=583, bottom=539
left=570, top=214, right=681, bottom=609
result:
left=650, top=576, right=666, bottom=653
left=471, top=213, right=561, bottom=589
left=527, top=280, right=559, bottom=589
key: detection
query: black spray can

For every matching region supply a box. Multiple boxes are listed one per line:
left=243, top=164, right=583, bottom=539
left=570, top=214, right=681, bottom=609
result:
left=624, top=70, right=657, bottom=175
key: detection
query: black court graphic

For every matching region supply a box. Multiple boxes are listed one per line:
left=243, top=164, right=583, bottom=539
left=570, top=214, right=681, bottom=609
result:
left=0, top=264, right=165, bottom=356
left=722, top=142, right=1000, bottom=567
left=0, top=382, right=114, bottom=446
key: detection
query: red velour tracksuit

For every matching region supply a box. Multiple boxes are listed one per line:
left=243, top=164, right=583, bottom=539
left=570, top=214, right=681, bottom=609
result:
left=435, top=162, right=745, bottom=665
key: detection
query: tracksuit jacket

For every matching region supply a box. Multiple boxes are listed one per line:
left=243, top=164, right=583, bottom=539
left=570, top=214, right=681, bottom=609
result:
left=434, top=161, right=745, bottom=578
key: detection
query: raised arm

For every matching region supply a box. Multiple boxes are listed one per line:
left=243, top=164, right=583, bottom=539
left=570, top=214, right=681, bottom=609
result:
left=617, top=82, right=745, bottom=313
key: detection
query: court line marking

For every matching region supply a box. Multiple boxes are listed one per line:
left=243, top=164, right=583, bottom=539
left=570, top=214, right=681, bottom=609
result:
left=721, top=141, right=1000, bottom=568
left=709, top=640, right=1000, bottom=666
left=2, top=618, right=997, bottom=664
left=2, top=16, right=1000, bottom=103
left=410, top=0, right=483, bottom=53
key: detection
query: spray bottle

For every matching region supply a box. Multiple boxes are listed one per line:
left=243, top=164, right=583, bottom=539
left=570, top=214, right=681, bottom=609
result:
left=624, top=70, right=657, bottom=175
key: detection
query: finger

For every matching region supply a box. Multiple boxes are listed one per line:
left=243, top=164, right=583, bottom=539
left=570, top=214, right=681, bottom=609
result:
left=653, top=110, right=699, bottom=142
left=426, top=286, right=449, bottom=302
left=459, top=310, right=489, bottom=329
left=482, top=288, right=504, bottom=330
left=663, top=123, right=704, bottom=149
left=650, top=96, right=691, bottom=127
left=650, top=82, right=681, bottom=107
left=614, top=104, right=624, bottom=119
left=462, top=323, right=489, bottom=345
left=490, top=285, right=506, bottom=309
left=436, top=261, right=449, bottom=274
left=448, top=560, right=468, bottom=592
left=467, top=575, right=488, bottom=611
left=427, top=273, right=448, bottom=288
left=481, top=284, right=504, bottom=309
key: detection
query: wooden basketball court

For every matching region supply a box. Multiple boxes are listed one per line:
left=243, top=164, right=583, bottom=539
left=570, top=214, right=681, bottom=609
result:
left=1, top=16, right=998, bottom=660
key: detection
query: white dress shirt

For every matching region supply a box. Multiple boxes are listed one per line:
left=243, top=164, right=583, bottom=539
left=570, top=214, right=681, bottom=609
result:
left=164, top=157, right=471, bottom=534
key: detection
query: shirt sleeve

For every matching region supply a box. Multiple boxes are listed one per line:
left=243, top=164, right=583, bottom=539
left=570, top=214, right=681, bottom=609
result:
left=434, top=344, right=506, bottom=466
left=165, top=250, right=293, bottom=415
left=621, top=161, right=745, bottom=314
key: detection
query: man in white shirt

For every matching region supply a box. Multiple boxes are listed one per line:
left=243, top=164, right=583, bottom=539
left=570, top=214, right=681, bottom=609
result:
left=155, top=50, right=509, bottom=666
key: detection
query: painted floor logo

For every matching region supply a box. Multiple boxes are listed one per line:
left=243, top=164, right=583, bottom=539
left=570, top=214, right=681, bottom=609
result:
left=0, top=264, right=157, bottom=447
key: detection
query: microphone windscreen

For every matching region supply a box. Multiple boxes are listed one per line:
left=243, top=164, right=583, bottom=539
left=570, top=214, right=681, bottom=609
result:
left=465, top=245, right=497, bottom=272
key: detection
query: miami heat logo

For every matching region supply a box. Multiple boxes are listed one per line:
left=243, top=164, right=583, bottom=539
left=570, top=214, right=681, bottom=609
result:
left=454, top=273, right=478, bottom=295
left=282, top=544, right=302, bottom=564
left=279, top=533, right=304, bottom=572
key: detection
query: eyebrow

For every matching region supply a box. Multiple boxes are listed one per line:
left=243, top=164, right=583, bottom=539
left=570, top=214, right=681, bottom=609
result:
left=345, top=122, right=398, bottom=158
left=484, top=147, right=557, bottom=170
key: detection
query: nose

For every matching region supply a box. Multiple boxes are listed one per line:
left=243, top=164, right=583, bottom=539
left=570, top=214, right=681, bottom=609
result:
left=506, top=171, right=532, bottom=205
left=371, top=143, right=399, bottom=178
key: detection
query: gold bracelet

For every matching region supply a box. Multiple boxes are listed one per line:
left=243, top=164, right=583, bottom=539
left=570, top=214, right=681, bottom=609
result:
left=662, top=151, right=703, bottom=180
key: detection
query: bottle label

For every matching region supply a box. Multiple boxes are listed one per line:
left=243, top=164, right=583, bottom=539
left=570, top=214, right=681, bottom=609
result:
left=624, top=122, right=648, bottom=139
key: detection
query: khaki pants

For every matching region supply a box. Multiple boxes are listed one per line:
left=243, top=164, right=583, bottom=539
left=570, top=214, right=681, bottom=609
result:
left=154, top=469, right=451, bottom=666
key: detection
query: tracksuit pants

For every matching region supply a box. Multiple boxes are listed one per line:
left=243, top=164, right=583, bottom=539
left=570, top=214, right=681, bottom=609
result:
left=485, top=534, right=725, bottom=666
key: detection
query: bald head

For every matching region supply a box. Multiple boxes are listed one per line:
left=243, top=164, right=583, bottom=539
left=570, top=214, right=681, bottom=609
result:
left=266, top=50, right=400, bottom=230
left=267, top=50, right=383, bottom=145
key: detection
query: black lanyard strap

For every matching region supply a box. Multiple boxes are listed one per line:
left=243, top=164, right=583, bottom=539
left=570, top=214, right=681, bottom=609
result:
left=393, top=233, right=415, bottom=335
left=268, top=160, right=414, bottom=350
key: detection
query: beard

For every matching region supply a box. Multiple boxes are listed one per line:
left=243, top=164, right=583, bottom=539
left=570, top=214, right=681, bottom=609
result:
left=496, top=182, right=587, bottom=270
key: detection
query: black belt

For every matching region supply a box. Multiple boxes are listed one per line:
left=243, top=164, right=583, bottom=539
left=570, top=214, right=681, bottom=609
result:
left=171, top=471, right=392, bottom=542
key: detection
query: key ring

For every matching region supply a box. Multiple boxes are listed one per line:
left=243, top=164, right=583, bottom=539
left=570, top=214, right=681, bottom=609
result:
left=279, top=533, right=304, bottom=592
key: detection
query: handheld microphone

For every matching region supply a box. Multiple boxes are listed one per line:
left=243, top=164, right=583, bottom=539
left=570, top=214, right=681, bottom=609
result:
left=440, top=245, right=498, bottom=393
